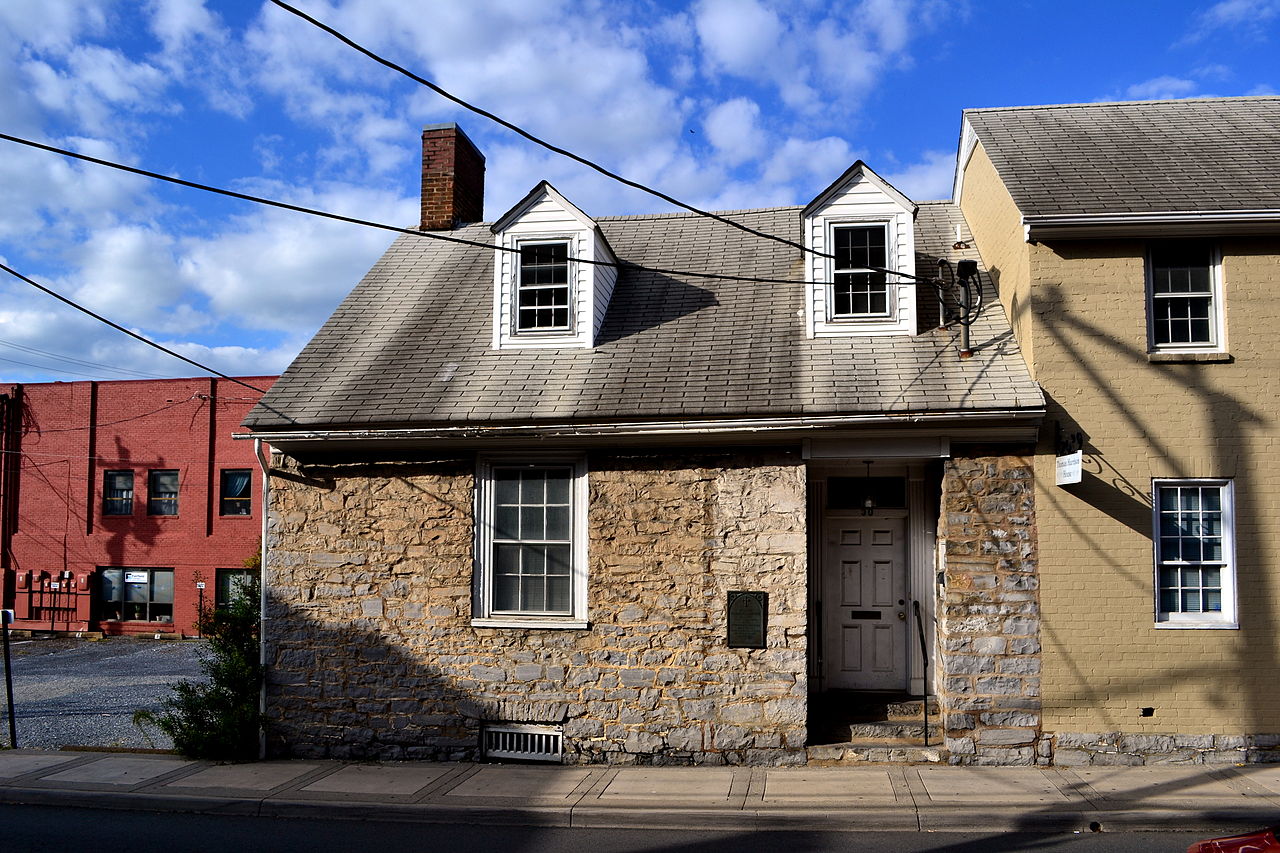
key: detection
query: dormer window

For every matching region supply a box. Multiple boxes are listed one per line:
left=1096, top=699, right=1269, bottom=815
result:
left=832, top=224, right=890, bottom=319
left=491, top=181, right=618, bottom=350
left=517, top=242, right=571, bottom=332
left=802, top=162, right=917, bottom=338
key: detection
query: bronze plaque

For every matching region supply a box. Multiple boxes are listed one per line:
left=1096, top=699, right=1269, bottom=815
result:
left=727, top=591, right=767, bottom=649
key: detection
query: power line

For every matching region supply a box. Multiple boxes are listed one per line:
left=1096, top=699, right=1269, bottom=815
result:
left=268, top=0, right=831, bottom=263
left=0, top=132, right=926, bottom=290
left=0, top=338, right=173, bottom=379
left=0, top=259, right=268, bottom=395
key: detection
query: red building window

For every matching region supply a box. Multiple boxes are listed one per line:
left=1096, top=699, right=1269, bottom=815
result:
left=147, top=470, right=179, bottom=516
left=103, top=470, right=134, bottom=515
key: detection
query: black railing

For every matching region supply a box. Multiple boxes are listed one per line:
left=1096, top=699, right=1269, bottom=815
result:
left=912, top=599, right=930, bottom=746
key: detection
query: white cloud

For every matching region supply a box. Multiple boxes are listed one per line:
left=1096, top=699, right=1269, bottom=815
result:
left=884, top=150, right=956, bottom=201
left=703, top=98, right=766, bottom=166
left=1123, top=75, right=1201, bottom=100
left=177, top=184, right=416, bottom=332
left=1178, top=0, right=1279, bottom=44
left=694, top=0, right=784, bottom=77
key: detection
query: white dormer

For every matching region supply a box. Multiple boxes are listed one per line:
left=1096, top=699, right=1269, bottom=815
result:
left=491, top=182, right=617, bottom=349
left=802, top=162, right=918, bottom=338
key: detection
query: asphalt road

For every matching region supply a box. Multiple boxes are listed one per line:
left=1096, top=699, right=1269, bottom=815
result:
left=0, top=804, right=1206, bottom=853
left=1, top=636, right=204, bottom=750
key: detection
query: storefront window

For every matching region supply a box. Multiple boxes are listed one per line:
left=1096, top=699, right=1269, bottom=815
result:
left=99, top=568, right=174, bottom=623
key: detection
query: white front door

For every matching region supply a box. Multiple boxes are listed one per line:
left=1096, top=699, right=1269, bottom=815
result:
left=822, top=515, right=909, bottom=690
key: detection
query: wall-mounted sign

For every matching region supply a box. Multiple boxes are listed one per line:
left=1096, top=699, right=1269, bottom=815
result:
left=727, top=591, right=767, bottom=649
left=49, top=582, right=60, bottom=590
left=195, top=582, right=206, bottom=590
left=1055, top=450, right=1083, bottom=486
left=124, top=571, right=149, bottom=584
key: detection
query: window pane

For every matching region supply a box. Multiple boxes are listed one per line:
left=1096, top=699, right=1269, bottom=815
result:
left=220, top=469, right=252, bottom=516
left=1156, top=483, right=1230, bottom=618
left=152, top=570, right=174, bottom=604
left=103, top=471, right=134, bottom=515
left=148, top=470, right=179, bottom=516
left=486, top=464, right=577, bottom=616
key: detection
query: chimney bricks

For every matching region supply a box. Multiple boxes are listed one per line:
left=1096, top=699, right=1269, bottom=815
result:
left=420, top=123, right=485, bottom=230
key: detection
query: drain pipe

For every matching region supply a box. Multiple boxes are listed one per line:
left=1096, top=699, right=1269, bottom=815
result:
left=253, top=437, right=270, bottom=760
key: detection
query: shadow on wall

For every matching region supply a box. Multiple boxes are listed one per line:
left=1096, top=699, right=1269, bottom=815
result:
left=1033, top=275, right=1274, bottom=737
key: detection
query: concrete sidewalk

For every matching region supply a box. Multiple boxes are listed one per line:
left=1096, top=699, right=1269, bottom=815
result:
left=0, top=749, right=1278, bottom=833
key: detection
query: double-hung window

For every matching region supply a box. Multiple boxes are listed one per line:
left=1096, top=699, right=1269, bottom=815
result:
left=831, top=224, right=890, bottom=319
left=148, top=469, right=179, bottom=516
left=516, top=242, right=571, bottom=332
left=1148, top=241, right=1222, bottom=350
left=1154, top=479, right=1236, bottom=627
left=103, top=470, right=134, bottom=515
left=219, top=469, right=252, bottom=516
left=474, top=457, right=587, bottom=627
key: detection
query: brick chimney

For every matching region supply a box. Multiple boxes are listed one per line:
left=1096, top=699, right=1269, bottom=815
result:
left=420, top=123, right=485, bottom=230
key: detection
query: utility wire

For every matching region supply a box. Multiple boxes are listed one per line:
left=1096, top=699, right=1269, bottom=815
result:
left=268, top=0, right=834, bottom=263
left=0, top=338, right=173, bottom=379
left=0, top=132, right=925, bottom=289
left=0, top=259, right=267, bottom=395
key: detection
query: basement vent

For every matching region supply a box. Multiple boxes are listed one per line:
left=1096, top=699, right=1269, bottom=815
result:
left=483, top=723, right=563, bottom=763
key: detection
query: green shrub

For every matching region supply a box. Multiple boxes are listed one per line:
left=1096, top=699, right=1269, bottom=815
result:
left=135, top=572, right=261, bottom=761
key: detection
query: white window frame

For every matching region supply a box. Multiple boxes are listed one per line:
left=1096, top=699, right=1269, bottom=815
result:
left=827, top=221, right=894, bottom=322
left=1146, top=241, right=1225, bottom=353
left=513, top=238, right=574, bottom=336
left=1152, top=478, right=1237, bottom=629
left=473, top=456, right=589, bottom=629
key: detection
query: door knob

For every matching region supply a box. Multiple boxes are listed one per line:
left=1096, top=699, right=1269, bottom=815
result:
left=897, top=611, right=906, bottom=621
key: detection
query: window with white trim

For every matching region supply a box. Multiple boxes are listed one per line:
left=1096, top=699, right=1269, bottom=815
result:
left=1154, top=479, right=1235, bottom=626
left=474, top=458, right=587, bottom=627
left=1147, top=241, right=1222, bottom=350
left=516, top=241, right=571, bottom=333
left=831, top=224, right=890, bottom=319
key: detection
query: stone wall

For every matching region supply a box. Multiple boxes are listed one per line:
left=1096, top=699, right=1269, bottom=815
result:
left=265, top=449, right=808, bottom=765
left=1048, top=732, right=1280, bottom=766
left=935, top=447, right=1044, bottom=765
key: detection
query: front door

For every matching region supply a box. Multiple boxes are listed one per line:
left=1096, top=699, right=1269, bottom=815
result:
left=822, top=515, right=908, bottom=690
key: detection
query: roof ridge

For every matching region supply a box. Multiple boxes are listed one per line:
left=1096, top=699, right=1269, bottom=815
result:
left=598, top=204, right=801, bottom=223
left=965, top=95, right=1280, bottom=114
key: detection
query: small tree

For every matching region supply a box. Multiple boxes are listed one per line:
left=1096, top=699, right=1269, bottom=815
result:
left=135, top=556, right=262, bottom=760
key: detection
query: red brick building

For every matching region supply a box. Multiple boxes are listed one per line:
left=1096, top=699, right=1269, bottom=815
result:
left=0, top=376, right=275, bottom=636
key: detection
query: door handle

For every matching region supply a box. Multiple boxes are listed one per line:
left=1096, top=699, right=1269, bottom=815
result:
left=897, top=611, right=906, bottom=621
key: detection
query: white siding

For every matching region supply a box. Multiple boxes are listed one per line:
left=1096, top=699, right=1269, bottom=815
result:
left=592, top=228, right=618, bottom=341
left=493, top=190, right=611, bottom=350
left=805, top=171, right=917, bottom=338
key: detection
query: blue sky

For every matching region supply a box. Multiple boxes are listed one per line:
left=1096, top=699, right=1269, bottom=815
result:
left=0, top=0, right=1275, bottom=385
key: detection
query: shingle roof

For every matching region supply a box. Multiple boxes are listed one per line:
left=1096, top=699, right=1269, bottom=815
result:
left=965, top=97, right=1280, bottom=217
left=244, top=203, right=1041, bottom=431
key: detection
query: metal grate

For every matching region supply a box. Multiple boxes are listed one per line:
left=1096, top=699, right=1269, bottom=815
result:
left=483, top=723, right=563, bottom=763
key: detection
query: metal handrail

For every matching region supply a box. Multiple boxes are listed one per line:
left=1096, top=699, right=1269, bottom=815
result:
left=912, top=599, right=930, bottom=747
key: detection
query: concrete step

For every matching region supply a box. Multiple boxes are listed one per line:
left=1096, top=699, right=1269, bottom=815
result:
left=885, top=699, right=940, bottom=721
left=807, top=742, right=949, bottom=765
left=847, top=720, right=943, bottom=741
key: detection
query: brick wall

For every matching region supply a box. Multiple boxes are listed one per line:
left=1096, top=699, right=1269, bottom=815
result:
left=960, top=137, right=1280, bottom=760
left=264, top=450, right=808, bottom=765
left=2, top=377, right=274, bottom=635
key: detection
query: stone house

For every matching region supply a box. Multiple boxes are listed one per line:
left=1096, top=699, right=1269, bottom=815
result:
left=243, top=123, right=1049, bottom=766
left=954, top=96, right=1280, bottom=764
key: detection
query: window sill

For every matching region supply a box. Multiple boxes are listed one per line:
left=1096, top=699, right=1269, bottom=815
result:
left=1154, top=621, right=1238, bottom=630
left=471, top=617, right=589, bottom=630
left=1148, top=351, right=1233, bottom=364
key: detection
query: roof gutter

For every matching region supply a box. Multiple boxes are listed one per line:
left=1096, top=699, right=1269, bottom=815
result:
left=1023, top=209, right=1280, bottom=241
left=233, top=407, right=1046, bottom=446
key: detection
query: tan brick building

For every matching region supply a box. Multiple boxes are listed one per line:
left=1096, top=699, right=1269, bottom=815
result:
left=955, top=96, right=1280, bottom=764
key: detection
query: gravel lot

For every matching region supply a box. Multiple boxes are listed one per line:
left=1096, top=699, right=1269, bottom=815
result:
left=1, top=636, right=205, bottom=750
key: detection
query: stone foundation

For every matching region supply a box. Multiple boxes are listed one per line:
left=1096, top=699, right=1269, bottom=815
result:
left=265, top=450, right=808, bottom=765
left=1047, top=732, right=1280, bottom=765
left=934, top=448, right=1044, bottom=765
